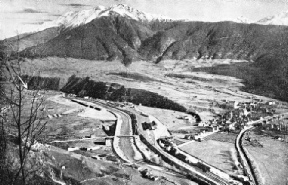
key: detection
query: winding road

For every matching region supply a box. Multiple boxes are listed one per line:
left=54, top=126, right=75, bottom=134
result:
left=235, top=113, right=288, bottom=185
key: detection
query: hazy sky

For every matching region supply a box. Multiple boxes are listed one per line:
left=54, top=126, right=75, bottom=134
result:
left=1, top=0, right=288, bottom=39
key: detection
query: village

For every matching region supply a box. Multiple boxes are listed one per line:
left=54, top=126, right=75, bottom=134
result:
left=176, top=99, right=287, bottom=142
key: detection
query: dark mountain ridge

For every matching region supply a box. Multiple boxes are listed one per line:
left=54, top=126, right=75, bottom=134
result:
left=21, top=16, right=155, bottom=60
left=0, top=27, right=61, bottom=57
left=19, top=17, right=288, bottom=63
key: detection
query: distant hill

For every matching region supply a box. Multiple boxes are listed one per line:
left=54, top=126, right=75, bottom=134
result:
left=0, top=27, right=61, bottom=56
left=0, top=27, right=61, bottom=55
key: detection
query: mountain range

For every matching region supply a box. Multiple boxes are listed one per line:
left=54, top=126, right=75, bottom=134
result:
left=15, top=12, right=288, bottom=63
left=41, top=4, right=174, bottom=30
left=1, top=4, right=288, bottom=101
left=0, top=4, right=287, bottom=58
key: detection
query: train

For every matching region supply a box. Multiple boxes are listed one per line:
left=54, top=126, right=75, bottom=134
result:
left=157, top=138, right=250, bottom=185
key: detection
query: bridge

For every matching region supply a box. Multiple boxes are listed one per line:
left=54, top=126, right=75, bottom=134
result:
left=105, top=135, right=139, bottom=139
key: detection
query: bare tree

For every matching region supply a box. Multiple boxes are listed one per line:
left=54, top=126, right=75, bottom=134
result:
left=0, top=36, right=47, bottom=185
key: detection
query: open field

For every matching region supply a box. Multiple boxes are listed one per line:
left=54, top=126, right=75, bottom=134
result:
left=136, top=105, right=196, bottom=130
left=179, top=140, right=243, bottom=176
left=243, top=130, right=288, bottom=185
left=38, top=92, right=109, bottom=141
left=204, top=132, right=238, bottom=144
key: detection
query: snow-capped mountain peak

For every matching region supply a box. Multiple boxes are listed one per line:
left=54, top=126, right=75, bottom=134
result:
left=235, top=16, right=253, bottom=24
left=43, top=4, right=173, bottom=29
left=256, top=10, right=288, bottom=25
left=55, top=5, right=106, bottom=28
left=105, top=4, right=172, bottom=22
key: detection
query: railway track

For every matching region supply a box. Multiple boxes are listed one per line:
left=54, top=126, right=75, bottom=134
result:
left=157, top=141, right=238, bottom=185
left=153, top=142, right=232, bottom=185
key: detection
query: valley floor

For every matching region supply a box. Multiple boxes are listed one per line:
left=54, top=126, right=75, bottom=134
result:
left=18, top=57, right=288, bottom=185
left=21, top=58, right=276, bottom=122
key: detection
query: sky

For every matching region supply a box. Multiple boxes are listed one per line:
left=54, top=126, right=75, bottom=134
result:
left=1, top=0, right=288, bottom=39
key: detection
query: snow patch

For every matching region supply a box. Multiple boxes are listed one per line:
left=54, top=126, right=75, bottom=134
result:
left=44, top=4, right=174, bottom=29
left=235, top=16, right=253, bottom=24
left=256, top=10, right=288, bottom=26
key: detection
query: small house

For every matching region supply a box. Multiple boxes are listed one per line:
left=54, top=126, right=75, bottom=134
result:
left=212, top=126, right=219, bottom=132
left=228, top=123, right=236, bottom=131
left=105, top=138, right=112, bottom=146
left=267, top=101, right=275, bottom=105
left=198, top=122, right=209, bottom=127
left=184, top=134, right=195, bottom=140
left=142, top=122, right=156, bottom=130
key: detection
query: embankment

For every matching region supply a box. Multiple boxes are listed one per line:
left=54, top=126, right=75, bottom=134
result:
left=22, top=75, right=60, bottom=90
left=61, top=75, right=186, bottom=112
left=25, top=75, right=187, bottom=112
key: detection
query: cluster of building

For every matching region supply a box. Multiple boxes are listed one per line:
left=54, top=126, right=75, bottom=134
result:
left=182, top=99, right=280, bottom=141
left=62, top=93, right=76, bottom=98
left=140, top=169, right=159, bottom=181
left=67, top=137, right=113, bottom=152
left=261, top=118, right=288, bottom=131
left=184, top=125, right=219, bottom=141
left=142, top=121, right=157, bottom=130
left=210, top=100, right=277, bottom=131
left=47, top=113, right=62, bottom=119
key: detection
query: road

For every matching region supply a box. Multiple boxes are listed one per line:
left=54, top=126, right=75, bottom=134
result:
left=235, top=113, right=288, bottom=185
left=92, top=100, right=142, bottom=163
left=236, top=125, right=256, bottom=185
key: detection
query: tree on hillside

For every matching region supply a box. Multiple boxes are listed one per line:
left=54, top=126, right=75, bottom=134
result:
left=0, top=37, right=47, bottom=185
left=121, top=56, right=133, bottom=76
left=122, top=56, right=133, bottom=68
